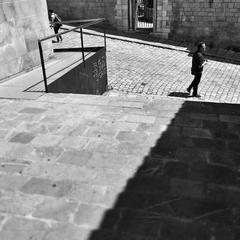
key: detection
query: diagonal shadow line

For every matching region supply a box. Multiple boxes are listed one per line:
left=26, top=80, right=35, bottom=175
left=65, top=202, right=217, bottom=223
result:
left=85, top=100, right=240, bottom=240
left=23, top=80, right=45, bottom=92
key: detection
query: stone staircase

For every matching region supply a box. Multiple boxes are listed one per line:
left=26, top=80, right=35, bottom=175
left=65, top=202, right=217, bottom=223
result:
left=89, top=100, right=240, bottom=240
left=1, top=93, right=240, bottom=239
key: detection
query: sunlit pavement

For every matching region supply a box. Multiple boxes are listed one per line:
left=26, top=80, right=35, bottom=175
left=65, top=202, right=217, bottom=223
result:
left=1, top=28, right=240, bottom=239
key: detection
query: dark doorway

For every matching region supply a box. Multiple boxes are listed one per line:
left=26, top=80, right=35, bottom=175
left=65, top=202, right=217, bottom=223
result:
left=135, top=0, right=153, bottom=33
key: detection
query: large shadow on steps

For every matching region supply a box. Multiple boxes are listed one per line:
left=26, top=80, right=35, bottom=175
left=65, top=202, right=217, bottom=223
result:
left=89, top=101, right=240, bottom=240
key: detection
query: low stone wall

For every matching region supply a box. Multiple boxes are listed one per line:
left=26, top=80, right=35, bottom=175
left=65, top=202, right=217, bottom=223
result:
left=0, top=0, right=52, bottom=81
left=46, top=0, right=117, bottom=27
left=49, top=0, right=105, bottom=20
left=168, top=0, right=240, bottom=49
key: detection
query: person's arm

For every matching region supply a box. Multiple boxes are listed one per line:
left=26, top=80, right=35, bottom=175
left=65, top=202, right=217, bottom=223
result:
left=196, top=53, right=207, bottom=68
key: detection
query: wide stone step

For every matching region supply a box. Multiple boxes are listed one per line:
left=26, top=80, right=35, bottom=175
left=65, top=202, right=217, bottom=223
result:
left=139, top=156, right=240, bottom=186
left=87, top=98, right=240, bottom=240
left=115, top=192, right=227, bottom=219
left=163, top=161, right=240, bottom=186
left=90, top=207, right=240, bottom=240
left=150, top=134, right=240, bottom=168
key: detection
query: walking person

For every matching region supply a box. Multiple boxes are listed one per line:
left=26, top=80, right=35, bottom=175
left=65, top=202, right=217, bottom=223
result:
left=187, top=42, right=207, bottom=97
left=49, top=9, right=63, bottom=43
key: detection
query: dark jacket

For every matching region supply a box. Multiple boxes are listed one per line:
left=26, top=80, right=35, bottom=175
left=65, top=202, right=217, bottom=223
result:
left=192, top=51, right=205, bottom=75
left=50, top=13, right=62, bottom=28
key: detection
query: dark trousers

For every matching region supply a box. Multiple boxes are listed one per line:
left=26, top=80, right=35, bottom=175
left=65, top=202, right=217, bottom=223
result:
left=188, top=73, right=202, bottom=95
left=53, top=25, right=63, bottom=42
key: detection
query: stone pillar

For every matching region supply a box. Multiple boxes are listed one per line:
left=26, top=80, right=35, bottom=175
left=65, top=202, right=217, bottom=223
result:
left=115, top=0, right=129, bottom=31
left=152, top=0, right=171, bottom=39
left=0, top=0, right=52, bottom=81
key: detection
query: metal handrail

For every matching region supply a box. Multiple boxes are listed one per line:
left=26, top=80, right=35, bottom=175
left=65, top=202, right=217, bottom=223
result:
left=62, top=18, right=105, bottom=24
left=38, top=18, right=105, bottom=93
left=38, top=18, right=105, bottom=42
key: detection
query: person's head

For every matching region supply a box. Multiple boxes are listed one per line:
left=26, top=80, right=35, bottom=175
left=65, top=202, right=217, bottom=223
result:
left=197, top=42, right=206, bottom=53
left=49, top=9, right=54, bottom=14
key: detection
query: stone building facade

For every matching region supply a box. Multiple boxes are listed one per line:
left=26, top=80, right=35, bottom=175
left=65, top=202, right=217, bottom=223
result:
left=156, top=0, right=240, bottom=49
left=46, top=0, right=117, bottom=28
left=47, top=0, right=240, bottom=50
left=0, top=0, right=51, bottom=81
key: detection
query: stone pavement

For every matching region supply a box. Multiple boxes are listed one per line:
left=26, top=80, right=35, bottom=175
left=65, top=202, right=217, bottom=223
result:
left=0, top=93, right=178, bottom=240
left=1, top=26, right=240, bottom=240
left=1, top=93, right=240, bottom=239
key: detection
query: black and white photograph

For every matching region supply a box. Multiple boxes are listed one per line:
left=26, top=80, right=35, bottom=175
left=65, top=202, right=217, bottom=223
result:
left=0, top=0, right=240, bottom=239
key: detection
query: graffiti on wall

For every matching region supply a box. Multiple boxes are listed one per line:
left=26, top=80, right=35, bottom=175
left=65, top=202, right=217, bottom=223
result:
left=92, top=55, right=107, bottom=83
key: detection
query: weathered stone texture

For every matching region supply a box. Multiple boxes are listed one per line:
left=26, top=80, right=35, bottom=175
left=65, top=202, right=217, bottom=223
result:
left=46, top=0, right=117, bottom=28
left=47, top=0, right=240, bottom=49
left=167, top=0, right=240, bottom=49
left=0, top=0, right=52, bottom=81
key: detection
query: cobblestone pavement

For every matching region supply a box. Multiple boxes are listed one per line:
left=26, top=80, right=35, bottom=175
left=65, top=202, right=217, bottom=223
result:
left=59, top=28, right=240, bottom=103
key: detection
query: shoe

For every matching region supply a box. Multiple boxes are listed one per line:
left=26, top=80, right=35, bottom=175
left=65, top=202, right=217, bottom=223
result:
left=192, top=94, right=201, bottom=98
left=186, top=88, right=191, bottom=94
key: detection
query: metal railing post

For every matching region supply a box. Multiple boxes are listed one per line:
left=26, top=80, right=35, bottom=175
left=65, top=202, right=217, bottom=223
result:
left=104, top=28, right=106, bottom=49
left=38, top=40, right=48, bottom=93
left=80, top=28, right=85, bottom=67
left=37, top=18, right=106, bottom=91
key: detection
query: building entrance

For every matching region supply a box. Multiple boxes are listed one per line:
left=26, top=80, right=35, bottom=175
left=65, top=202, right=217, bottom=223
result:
left=136, top=0, right=153, bottom=31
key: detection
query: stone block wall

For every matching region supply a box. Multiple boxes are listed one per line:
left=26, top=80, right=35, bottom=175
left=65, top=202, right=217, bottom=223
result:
left=53, top=0, right=104, bottom=20
left=0, top=0, right=52, bottom=81
left=115, top=0, right=129, bottom=31
left=104, top=0, right=117, bottom=27
left=46, top=0, right=240, bottom=50
left=154, top=0, right=172, bottom=39
left=46, top=0, right=117, bottom=27
left=167, top=0, right=240, bottom=49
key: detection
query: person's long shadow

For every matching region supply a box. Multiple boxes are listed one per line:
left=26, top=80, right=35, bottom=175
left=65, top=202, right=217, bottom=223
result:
left=88, top=100, right=240, bottom=240
left=168, top=92, right=192, bottom=98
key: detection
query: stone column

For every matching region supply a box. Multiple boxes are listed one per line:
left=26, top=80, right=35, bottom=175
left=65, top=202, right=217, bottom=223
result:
left=152, top=0, right=171, bottom=39
left=115, top=0, right=129, bottom=31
